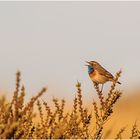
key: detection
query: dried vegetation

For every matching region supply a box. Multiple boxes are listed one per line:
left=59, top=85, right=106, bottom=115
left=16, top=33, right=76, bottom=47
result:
left=0, top=71, right=139, bottom=139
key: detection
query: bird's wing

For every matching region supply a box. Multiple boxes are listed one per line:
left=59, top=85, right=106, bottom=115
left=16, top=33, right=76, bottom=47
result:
left=97, top=65, right=114, bottom=79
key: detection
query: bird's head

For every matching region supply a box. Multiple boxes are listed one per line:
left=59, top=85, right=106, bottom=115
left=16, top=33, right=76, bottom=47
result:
left=85, top=61, right=99, bottom=67
left=85, top=61, right=99, bottom=74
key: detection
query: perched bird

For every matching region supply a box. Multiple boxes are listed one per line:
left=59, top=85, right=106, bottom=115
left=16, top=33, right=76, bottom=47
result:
left=86, top=61, right=121, bottom=91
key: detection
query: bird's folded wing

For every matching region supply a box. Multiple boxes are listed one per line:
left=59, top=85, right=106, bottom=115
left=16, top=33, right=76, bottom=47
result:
left=97, top=65, right=114, bottom=79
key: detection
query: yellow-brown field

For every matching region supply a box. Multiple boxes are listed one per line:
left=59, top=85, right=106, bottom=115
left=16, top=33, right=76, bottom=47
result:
left=0, top=71, right=140, bottom=139
left=103, top=90, right=140, bottom=138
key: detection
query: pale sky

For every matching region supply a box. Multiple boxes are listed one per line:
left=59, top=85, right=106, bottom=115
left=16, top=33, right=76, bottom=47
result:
left=0, top=1, right=140, bottom=103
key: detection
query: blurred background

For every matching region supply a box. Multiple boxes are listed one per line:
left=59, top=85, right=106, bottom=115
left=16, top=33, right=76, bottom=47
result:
left=0, top=1, right=140, bottom=115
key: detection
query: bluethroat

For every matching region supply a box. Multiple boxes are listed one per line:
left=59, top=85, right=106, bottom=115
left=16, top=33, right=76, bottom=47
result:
left=86, top=61, right=121, bottom=91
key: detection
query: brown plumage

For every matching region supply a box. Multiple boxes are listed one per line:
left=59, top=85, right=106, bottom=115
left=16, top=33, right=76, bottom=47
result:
left=86, top=61, right=121, bottom=85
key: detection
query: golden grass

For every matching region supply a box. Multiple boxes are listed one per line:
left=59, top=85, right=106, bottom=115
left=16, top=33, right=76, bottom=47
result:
left=0, top=71, right=140, bottom=139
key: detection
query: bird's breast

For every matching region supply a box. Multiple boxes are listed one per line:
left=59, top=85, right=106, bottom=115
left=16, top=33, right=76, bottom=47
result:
left=89, top=70, right=107, bottom=84
left=89, top=70, right=96, bottom=78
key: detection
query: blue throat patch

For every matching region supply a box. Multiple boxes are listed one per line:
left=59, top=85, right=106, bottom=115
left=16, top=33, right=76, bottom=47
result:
left=88, top=65, right=94, bottom=74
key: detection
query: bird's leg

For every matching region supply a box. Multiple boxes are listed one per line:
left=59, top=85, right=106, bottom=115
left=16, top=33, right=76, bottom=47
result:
left=100, top=84, right=104, bottom=93
left=93, top=81, right=98, bottom=86
left=93, top=82, right=100, bottom=93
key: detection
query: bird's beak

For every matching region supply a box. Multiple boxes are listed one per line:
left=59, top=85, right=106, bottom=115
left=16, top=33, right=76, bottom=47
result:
left=85, top=61, right=91, bottom=66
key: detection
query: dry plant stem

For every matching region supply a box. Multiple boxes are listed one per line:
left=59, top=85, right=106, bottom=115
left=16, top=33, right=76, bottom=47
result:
left=106, top=70, right=122, bottom=107
left=76, top=82, right=84, bottom=125
left=59, top=99, right=65, bottom=120
left=18, top=85, right=25, bottom=110
left=73, top=95, right=78, bottom=115
left=115, top=127, right=126, bottom=139
left=93, top=121, right=103, bottom=139
left=93, top=70, right=122, bottom=139
left=76, top=81, right=89, bottom=138
left=1, top=122, right=18, bottom=139
left=13, top=71, right=21, bottom=121
left=21, top=108, right=34, bottom=139
left=22, top=87, right=46, bottom=115
left=42, top=100, right=53, bottom=127
left=130, top=121, right=140, bottom=139
left=83, top=109, right=90, bottom=138
left=42, top=100, right=52, bottom=137
left=93, top=101, right=101, bottom=128
left=103, top=91, right=122, bottom=121
left=28, top=126, right=35, bottom=138
left=53, top=98, right=64, bottom=121
left=53, top=98, right=60, bottom=111
left=8, top=105, right=14, bottom=124
left=93, top=82, right=105, bottom=111
left=37, top=100, right=44, bottom=128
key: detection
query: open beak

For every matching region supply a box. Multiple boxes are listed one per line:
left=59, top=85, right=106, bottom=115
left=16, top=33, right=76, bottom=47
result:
left=85, top=61, right=91, bottom=66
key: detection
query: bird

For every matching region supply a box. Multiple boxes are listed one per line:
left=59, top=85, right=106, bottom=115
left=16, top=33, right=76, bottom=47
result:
left=86, top=61, right=121, bottom=92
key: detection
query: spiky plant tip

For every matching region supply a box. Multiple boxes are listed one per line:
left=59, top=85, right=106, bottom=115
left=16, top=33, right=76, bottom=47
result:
left=76, top=81, right=81, bottom=88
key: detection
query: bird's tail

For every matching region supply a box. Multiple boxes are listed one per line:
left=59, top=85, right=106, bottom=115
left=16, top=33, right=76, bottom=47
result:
left=117, top=81, right=121, bottom=84
left=112, top=79, right=121, bottom=84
